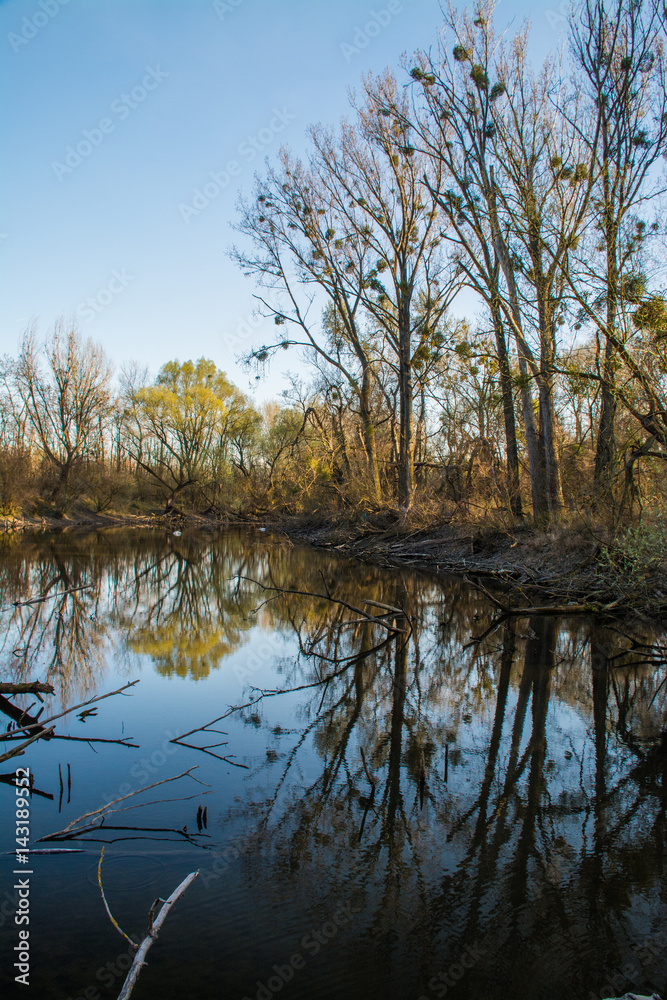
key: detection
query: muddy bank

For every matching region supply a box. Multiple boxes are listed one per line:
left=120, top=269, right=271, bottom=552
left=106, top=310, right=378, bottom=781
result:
left=277, top=519, right=664, bottom=620
left=1, top=509, right=663, bottom=619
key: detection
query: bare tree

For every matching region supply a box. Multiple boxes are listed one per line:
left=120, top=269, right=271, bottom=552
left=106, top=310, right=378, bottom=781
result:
left=13, top=320, right=113, bottom=504
left=311, top=70, right=459, bottom=505
left=568, top=0, right=667, bottom=498
left=232, top=150, right=384, bottom=499
left=408, top=11, right=529, bottom=516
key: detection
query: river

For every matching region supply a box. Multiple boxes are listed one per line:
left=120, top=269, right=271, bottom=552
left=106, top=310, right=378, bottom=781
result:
left=0, top=528, right=665, bottom=999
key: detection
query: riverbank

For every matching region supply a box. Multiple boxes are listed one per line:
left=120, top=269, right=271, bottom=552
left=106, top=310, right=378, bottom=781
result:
left=267, top=516, right=667, bottom=621
left=1, top=508, right=664, bottom=619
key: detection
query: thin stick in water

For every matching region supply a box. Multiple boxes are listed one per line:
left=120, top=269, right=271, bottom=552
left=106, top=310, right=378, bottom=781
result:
left=116, top=871, right=199, bottom=1000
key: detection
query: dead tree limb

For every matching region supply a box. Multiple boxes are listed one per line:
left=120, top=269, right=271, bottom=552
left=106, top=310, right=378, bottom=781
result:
left=0, top=682, right=54, bottom=695
left=0, top=727, right=55, bottom=765
left=38, top=767, right=209, bottom=841
left=0, top=680, right=139, bottom=741
left=0, top=694, right=52, bottom=738
left=98, top=847, right=136, bottom=947
left=116, top=870, right=199, bottom=1000
left=464, top=575, right=622, bottom=619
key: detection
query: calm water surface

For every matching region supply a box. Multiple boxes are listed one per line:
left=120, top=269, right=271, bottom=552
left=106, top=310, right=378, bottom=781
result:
left=0, top=528, right=665, bottom=1000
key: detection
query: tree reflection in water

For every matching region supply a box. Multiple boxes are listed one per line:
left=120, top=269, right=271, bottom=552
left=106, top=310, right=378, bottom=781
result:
left=223, top=575, right=667, bottom=998
left=0, top=529, right=664, bottom=998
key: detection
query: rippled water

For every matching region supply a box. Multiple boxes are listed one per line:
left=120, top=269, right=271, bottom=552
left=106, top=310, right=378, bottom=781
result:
left=0, top=528, right=665, bottom=1000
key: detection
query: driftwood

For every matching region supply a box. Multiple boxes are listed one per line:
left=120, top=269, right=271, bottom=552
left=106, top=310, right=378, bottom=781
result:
left=0, top=682, right=54, bottom=695
left=0, top=727, right=56, bottom=765
left=39, top=766, right=209, bottom=841
left=0, top=694, right=52, bottom=738
left=116, top=870, right=199, bottom=1000
left=0, top=680, right=140, bottom=742
left=465, top=575, right=621, bottom=616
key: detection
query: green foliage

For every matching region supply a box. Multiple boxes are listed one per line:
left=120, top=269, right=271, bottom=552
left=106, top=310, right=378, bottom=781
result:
left=135, top=358, right=256, bottom=488
left=469, top=65, right=488, bottom=89
left=633, top=296, right=667, bottom=337
left=620, top=272, right=647, bottom=303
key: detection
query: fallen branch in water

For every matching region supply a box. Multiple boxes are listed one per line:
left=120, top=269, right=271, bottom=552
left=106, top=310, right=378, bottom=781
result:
left=0, top=682, right=54, bottom=695
left=464, top=576, right=622, bottom=621
left=0, top=680, right=140, bottom=742
left=0, top=727, right=55, bottom=765
left=98, top=846, right=136, bottom=947
left=116, top=869, right=199, bottom=1000
left=39, top=766, right=209, bottom=841
left=0, top=693, right=52, bottom=739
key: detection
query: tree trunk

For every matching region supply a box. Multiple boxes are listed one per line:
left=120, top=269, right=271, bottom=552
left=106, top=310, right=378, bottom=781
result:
left=492, top=222, right=548, bottom=519
left=359, top=367, right=381, bottom=499
left=397, top=297, right=414, bottom=507
left=490, top=298, right=522, bottom=517
left=594, top=245, right=619, bottom=499
left=516, top=345, right=548, bottom=520
left=537, top=373, right=564, bottom=515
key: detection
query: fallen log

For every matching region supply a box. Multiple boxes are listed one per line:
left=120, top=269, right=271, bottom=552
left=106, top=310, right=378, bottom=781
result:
left=0, top=682, right=54, bottom=695
left=0, top=694, right=52, bottom=739
left=0, top=727, right=55, bottom=765
left=464, top=576, right=622, bottom=618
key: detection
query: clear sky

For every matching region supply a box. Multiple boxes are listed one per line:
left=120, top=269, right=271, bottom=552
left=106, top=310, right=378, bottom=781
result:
left=0, top=0, right=570, bottom=402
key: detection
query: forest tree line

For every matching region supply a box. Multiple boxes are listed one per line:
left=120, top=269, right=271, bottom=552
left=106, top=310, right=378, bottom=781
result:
left=1, top=0, right=666, bottom=527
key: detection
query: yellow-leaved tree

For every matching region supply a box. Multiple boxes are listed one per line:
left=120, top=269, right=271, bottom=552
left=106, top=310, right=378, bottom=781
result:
left=127, top=357, right=255, bottom=511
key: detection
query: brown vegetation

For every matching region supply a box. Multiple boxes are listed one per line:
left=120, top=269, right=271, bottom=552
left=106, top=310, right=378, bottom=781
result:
left=1, top=0, right=666, bottom=610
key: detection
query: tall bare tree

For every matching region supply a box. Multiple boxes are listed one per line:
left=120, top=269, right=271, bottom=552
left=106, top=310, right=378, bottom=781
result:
left=407, top=11, right=529, bottom=516
left=311, top=70, right=458, bottom=505
left=568, top=0, right=667, bottom=497
left=232, top=150, right=384, bottom=499
left=13, top=320, right=113, bottom=503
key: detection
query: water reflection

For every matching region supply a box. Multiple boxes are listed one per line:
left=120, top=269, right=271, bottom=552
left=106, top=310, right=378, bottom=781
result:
left=0, top=529, right=665, bottom=999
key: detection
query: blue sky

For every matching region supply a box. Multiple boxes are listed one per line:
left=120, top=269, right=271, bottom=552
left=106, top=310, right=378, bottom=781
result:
left=0, top=0, right=570, bottom=401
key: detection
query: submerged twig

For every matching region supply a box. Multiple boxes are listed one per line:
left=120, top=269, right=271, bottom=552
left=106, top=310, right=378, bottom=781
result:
left=98, top=847, right=136, bottom=947
left=39, top=767, right=209, bottom=841
left=116, top=870, right=199, bottom=1000
left=0, top=727, right=55, bottom=765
